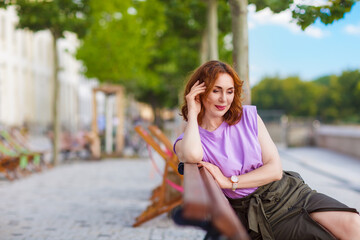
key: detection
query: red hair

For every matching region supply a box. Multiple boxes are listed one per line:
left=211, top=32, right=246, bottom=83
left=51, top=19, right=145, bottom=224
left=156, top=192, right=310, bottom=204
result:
left=181, top=60, right=244, bottom=125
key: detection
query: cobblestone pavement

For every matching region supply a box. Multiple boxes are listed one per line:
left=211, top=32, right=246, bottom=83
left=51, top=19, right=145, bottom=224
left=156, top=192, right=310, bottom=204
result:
left=0, top=159, right=205, bottom=240
left=0, top=147, right=359, bottom=240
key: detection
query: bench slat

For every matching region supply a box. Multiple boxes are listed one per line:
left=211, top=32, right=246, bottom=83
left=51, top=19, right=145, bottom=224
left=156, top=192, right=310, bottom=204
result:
left=183, top=163, right=211, bottom=220
left=199, top=168, right=250, bottom=240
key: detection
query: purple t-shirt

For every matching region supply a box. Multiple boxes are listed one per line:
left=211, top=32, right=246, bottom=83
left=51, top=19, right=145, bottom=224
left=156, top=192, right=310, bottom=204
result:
left=174, top=105, right=263, bottom=199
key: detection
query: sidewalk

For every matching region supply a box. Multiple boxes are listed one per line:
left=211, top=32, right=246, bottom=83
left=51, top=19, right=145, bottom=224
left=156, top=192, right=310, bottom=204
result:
left=279, top=147, right=360, bottom=210
left=0, top=159, right=205, bottom=240
left=0, top=147, right=359, bottom=240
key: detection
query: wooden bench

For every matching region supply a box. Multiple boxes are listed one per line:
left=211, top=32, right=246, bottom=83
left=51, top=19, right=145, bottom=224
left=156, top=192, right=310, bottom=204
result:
left=9, top=128, right=51, bottom=169
left=0, top=155, right=20, bottom=180
left=132, top=125, right=183, bottom=227
left=0, top=132, right=41, bottom=173
left=181, top=163, right=250, bottom=240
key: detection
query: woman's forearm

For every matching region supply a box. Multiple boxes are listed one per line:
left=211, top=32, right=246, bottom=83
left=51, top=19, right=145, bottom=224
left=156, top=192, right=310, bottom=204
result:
left=177, top=114, right=204, bottom=163
left=213, top=158, right=282, bottom=189
left=234, top=161, right=282, bottom=189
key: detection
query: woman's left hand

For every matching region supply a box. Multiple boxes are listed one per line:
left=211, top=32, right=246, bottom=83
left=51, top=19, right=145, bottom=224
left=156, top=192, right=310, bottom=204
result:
left=197, top=161, right=230, bottom=189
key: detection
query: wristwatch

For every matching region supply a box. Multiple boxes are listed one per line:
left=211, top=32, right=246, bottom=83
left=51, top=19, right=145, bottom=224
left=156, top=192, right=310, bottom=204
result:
left=230, top=175, right=239, bottom=191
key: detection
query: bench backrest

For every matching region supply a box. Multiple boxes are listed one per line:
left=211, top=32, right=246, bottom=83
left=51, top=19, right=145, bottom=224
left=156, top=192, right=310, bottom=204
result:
left=183, top=163, right=250, bottom=240
left=134, top=125, right=181, bottom=177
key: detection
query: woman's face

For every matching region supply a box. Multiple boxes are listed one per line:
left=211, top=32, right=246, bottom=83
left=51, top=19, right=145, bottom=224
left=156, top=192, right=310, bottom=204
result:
left=202, top=73, right=235, bottom=120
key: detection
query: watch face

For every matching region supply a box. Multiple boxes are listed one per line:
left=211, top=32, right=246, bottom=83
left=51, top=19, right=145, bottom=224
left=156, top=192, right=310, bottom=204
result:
left=231, top=175, right=238, bottom=183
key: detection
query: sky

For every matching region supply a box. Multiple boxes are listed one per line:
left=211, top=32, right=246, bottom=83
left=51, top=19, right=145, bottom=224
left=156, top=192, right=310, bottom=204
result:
left=247, top=1, right=360, bottom=87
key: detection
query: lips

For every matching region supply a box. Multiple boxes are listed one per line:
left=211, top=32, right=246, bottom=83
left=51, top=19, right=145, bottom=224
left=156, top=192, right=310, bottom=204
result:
left=215, top=105, right=226, bottom=111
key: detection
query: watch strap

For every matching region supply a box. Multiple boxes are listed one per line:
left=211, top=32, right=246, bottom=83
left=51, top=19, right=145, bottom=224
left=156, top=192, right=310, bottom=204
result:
left=232, top=182, right=238, bottom=191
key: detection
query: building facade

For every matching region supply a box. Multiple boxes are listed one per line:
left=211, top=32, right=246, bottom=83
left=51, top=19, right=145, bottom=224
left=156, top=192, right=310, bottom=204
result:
left=0, top=6, right=97, bottom=133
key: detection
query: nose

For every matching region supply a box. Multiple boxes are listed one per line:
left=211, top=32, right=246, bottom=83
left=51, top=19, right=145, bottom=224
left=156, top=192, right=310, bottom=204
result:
left=219, top=92, right=226, bottom=102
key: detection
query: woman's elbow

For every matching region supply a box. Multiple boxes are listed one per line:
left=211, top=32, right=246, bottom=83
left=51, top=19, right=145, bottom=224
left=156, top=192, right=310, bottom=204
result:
left=180, top=152, right=203, bottom=163
left=274, top=171, right=283, bottom=181
left=273, top=162, right=283, bottom=181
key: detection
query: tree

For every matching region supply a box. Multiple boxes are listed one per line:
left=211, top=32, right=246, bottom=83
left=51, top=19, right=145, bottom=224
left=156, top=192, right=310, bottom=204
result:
left=0, top=0, right=91, bottom=165
left=253, top=69, right=360, bottom=123
left=337, top=70, right=360, bottom=118
left=76, top=0, right=165, bottom=83
left=206, top=0, right=219, bottom=61
left=229, top=0, right=250, bottom=104
left=229, top=0, right=359, bottom=104
left=76, top=0, right=172, bottom=125
left=291, top=0, right=358, bottom=30
left=138, top=0, right=233, bottom=124
left=76, top=0, right=236, bottom=127
left=313, top=74, right=341, bottom=121
left=252, top=76, right=322, bottom=116
left=314, top=70, right=360, bottom=122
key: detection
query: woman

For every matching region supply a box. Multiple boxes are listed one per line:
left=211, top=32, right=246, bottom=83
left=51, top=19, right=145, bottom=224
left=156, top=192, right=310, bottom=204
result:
left=173, top=60, right=360, bottom=239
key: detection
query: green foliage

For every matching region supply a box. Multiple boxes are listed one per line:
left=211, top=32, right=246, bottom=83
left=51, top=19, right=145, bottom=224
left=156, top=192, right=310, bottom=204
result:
left=145, top=0, right=207, bottom=107
left=313, top=75, right=334, bottom=86
left=76, top=0, right=178, bottom=110
left=142, top=0, right=234, bottom=108
left=312, top=75, right=340, bottom=121
left=247, top=0, right=360, bottom=30
left=312, top=71, right=360, bottom=122
left=249, top=0, right=294, bottom=13
left=291, top=0, right=359, bottom=30
left=248, top=0, right=359, bottom=30
left=75, top=0, right=358, bottom=112
left=76, top=0, right=233, bottom=110
left=252, top=76, right=321, bottom=116
left=77, top=0, right=164, bottom=82
left=337, top=70, right=360, bottom=116
left=252, top=69, right=360, bottom=123
left=1, top=0, right=91, bottom=38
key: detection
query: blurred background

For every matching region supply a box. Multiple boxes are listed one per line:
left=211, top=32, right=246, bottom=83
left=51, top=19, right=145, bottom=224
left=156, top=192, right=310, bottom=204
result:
left=0, top=0, right=359, bottom=166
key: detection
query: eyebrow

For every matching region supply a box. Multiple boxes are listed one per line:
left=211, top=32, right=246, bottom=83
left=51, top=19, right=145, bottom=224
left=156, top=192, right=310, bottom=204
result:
left=214, top=86, right=235, bottom=90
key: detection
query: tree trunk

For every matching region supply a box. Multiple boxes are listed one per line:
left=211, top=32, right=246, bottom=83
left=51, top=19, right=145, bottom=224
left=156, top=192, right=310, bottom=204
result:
left=229, top=0, right=251, bottom=105
left=51, top=33, right=60, bottom=165
left=148, top=97, right=163, bottom=128
left=207, top=0, right=218, bottom=60
left=154, top=107, right=163, bottom=128
left=200, top=28, right=209, bottom=64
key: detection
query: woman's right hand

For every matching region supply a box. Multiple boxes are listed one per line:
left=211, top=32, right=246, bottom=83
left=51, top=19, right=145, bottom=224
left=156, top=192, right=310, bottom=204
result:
left=185, top=81, right=206, bottom=117
left=176, top=81, right=206, bottom=163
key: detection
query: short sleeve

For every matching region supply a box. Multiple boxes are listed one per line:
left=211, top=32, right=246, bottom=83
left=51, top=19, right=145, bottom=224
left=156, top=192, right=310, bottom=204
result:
left=242, top=105, right=258, bottom=136
left=173, top=133, right=184, bottom=154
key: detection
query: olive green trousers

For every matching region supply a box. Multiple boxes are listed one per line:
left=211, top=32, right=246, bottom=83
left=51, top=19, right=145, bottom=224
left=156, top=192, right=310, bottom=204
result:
left=228, top=171, right=358, bottom=240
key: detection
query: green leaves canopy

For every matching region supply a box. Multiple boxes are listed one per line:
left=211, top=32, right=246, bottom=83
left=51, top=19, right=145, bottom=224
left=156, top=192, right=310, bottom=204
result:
left=249, top=0, right=359, bottom=30
left=252, top=70, right=360, bottom=123
left=252, top=76, right=321, bottom=116
left=292, top=0, right=358, bottom=30
left=76, top=0, right=359, bottom=110
left=76, top=0, right=177, bottom=108
left=1, top=0, right=91, bottom=38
